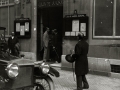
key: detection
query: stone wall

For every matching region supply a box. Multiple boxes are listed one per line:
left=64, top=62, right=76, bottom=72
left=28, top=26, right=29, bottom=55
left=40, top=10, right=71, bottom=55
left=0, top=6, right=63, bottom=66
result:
left=18, top=0, right=37, bottom=60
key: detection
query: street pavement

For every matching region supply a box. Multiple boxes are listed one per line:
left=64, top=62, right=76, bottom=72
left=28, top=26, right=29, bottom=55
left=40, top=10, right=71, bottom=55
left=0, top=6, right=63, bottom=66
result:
left=51, top=67, right=120, bottom=90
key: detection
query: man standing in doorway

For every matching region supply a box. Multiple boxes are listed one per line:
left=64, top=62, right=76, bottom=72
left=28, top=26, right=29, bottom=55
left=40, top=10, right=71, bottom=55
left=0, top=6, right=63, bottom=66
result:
left=43, top=28, right=58, bottom=62
left=43, top=27, right=50, bottom=62
left=74, top=32, right=89, bottom=90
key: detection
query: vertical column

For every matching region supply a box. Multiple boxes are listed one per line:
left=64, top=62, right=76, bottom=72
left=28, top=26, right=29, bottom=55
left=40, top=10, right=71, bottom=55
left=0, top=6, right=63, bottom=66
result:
left=26, top=1, right=32, bottom=19
left=30, top=0, right=37, bottom=60
left=14, top=1, right=21, bottom=18
left=40, top=10, right=43, bottom=48
left=21, top=0, right=26, bottom=17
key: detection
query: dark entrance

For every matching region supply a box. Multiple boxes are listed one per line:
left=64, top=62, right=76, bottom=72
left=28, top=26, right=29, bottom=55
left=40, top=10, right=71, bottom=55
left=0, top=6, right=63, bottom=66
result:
left=37, top=6, right=63, bottom=63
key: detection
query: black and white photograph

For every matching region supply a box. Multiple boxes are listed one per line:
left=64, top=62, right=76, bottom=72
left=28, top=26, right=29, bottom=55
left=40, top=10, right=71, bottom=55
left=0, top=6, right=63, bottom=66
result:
left=0, top=0, right=120, bottom=90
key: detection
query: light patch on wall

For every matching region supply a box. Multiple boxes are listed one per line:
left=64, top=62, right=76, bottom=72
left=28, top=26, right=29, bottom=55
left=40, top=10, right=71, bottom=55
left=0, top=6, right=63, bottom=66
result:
left=34, top=28, right=36, bottom=31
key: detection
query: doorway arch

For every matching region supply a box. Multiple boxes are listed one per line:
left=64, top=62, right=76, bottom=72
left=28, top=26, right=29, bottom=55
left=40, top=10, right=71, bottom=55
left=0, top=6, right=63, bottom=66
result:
left=37, top=0, right=63, bottom=63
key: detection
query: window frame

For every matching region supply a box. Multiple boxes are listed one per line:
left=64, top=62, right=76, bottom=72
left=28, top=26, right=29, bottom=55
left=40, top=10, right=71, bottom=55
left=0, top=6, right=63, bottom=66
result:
left=93, top=0, right=120, bottom=39
left=0, top=0, right=14, bottom=37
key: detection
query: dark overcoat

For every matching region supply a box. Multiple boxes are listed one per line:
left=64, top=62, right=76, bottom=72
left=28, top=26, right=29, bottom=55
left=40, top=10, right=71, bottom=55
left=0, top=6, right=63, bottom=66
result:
left=8, top=36, right=19, bottom=50
left=8, top=36, right=19, bottom=56
left=74, top=40, right=89, bottom=75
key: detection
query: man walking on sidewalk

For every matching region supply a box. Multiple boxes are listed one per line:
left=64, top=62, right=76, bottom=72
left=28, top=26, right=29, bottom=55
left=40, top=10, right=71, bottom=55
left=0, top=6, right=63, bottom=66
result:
left=74, top=32, right=89, bottom=90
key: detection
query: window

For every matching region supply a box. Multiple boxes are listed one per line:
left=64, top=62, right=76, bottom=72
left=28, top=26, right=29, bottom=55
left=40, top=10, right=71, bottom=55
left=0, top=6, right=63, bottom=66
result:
left=116, top=0, right=120, bottom=36
left=93, top=0, right=120, bottom=38
left=0, top=0, right=9, bottom=6
left=0, top=0, right=14, bottom=35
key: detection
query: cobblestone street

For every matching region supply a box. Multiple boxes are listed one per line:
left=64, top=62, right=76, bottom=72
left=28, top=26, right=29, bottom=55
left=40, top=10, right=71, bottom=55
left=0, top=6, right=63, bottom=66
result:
left=51, top=67, right=120, bottom=90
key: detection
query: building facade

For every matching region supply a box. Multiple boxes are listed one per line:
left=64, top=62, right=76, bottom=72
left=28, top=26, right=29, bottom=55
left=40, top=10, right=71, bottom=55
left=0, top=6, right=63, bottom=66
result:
left=0, top=0, right=120, bottom=77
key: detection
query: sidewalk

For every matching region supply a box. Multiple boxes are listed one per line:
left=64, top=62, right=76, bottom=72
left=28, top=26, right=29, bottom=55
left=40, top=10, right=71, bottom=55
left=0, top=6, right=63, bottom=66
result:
left=51, top=67, right=120, bottom=90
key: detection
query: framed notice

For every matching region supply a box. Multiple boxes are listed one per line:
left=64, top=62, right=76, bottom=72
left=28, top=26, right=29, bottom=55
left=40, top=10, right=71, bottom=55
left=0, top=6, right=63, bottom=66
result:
left=71, top=32, right=76, bottom=36
left=14, top=18, right=31, bottom=39
left=80, top=23, right=86, bottom=32
left=72, top=20, right=79, bottom=32
left=20, top=26, right=25, bottom=36
left=64, top=16, right=88, bottom=39
left=16, top=23, right=20, bottom=32
left=65, top=32, right=71, bottom=36
left=25, top=22, right=29, bottom=32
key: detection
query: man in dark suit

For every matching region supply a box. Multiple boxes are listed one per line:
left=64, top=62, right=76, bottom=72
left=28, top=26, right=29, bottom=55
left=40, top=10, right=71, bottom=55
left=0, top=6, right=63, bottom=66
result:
left=8, top=32, right=19, bottom=56
left=74, top=32, right=89, bottom=90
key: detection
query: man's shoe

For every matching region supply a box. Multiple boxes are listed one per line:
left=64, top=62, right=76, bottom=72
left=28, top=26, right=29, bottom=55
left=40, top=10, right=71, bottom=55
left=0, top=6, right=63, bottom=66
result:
left=73, top=88, right=83, bottom=90
left=82, top=86, right=89, bottom=89
left=82, top=84, right=89, bottom=89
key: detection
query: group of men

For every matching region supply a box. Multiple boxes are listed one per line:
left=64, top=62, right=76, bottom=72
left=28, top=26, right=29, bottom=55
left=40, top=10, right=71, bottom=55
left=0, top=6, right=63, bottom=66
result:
left=43, top=27, right=89, bottom=90
left=43, top=27, right=57, bottom=62
left=0, top=28, right=89, bottom=90
left=0, top=27, right=57, bottom=59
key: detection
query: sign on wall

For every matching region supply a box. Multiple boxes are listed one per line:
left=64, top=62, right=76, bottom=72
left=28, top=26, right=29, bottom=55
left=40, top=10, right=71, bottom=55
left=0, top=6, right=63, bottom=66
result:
left=64, top=14, right=88, bottom=39
left=0, top=0, right=9, bottom=6
left=14, top=18, right=31, bottom=39
left=37, top=0, right=63, bottom=8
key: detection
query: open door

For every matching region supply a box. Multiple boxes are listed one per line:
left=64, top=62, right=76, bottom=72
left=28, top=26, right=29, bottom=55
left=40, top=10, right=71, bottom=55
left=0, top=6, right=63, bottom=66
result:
left=37, top=6, right=63, bottom=63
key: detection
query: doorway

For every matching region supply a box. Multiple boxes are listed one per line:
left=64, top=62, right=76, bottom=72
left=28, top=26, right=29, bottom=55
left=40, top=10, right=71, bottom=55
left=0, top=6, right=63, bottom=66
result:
left=37, top=6, right=63, bottom=63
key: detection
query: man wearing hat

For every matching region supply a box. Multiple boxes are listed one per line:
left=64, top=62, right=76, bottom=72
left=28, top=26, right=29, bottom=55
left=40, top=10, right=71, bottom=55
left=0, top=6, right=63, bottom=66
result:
left=74, top=32, right=89, bottom=90
left=8, top=32, right=19, bottom=56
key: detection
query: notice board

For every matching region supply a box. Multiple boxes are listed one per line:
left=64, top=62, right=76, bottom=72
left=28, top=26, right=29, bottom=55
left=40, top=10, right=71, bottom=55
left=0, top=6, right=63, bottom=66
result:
left=14, top=18, right=31, bottom=39
left=63, top=15, right=88, bottom=39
